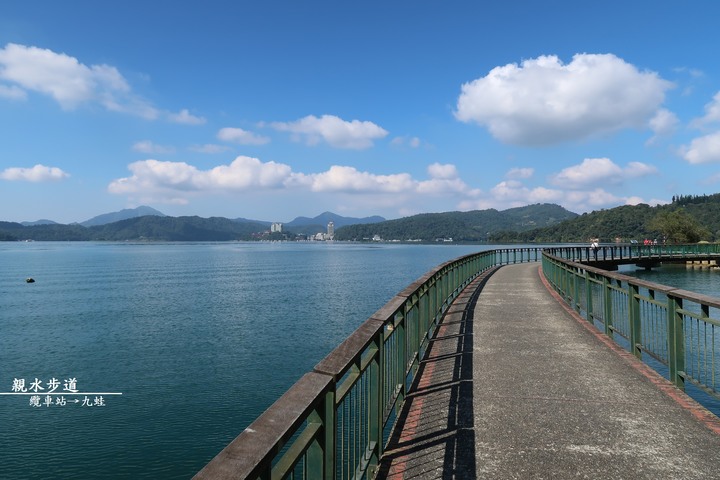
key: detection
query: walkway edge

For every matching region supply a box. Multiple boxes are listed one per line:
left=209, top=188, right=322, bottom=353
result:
left=537, top=265, right=720, bottom=436
left=378, top=265, right=499, bottom=479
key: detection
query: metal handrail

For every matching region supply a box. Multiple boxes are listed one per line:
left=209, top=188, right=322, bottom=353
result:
left=542, top=250, right=720, bottom=404
left=545, top=242, right=720, bottom=264
left=194, top=248, right=542, bottom=480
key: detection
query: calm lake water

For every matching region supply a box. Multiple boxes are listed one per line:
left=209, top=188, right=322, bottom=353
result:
left=0, top=242, right=491, bottom=479
left=2, top=242, right=720, bottom=479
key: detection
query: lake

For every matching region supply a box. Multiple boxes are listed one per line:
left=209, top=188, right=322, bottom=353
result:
left=0, top=241, right=490, bottom=479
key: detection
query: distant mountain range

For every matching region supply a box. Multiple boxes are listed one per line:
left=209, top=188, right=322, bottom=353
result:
left=3, top=207, right=389, bottom=241
left=2, top=204, right=580, bottom=242
left=10, top=194, right=720, bottom=243
left=19, top=207, right=385, bottom=230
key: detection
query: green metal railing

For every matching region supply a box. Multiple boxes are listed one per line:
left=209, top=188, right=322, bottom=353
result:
left=545, top=242, right=720, bottom=264
left=194, top=248, right=541, bottom=480
left=542, top=251, right=720, bottom=402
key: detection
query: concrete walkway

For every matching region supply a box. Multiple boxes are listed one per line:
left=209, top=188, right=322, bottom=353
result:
left=376, top=263, right=720, bottom=479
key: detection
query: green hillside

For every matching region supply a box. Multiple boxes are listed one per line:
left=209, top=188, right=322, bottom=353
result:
left=0, top=216, right=269, bottom=241
left=490, top=194, right=720, bottom=243
left=334, top=204, right=578, bottom=242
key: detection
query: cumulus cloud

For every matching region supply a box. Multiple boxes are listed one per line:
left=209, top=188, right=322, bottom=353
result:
left=459, top=179, right=629, bottom=214
left=297, top=166, right=415, bottom=193
left=625, top=196, right=668, bottom=207
left=217, top=127, right=270, bottom=145
left=417, top=163, right=478, bottom=195
left=459, top=167, right=668, bottom=213
left=109, top=156, right=292, bottom=196
left=0, top=43, right=158, bottom=118
left=492, top=181, right=564, bottom=205
left=458, top=182, right=562, bottom=211
left=271, top=114, right=388, bottom=149
left=108, top=155, right=485, bottom=209
left=679, top=131, right=720, bottom=164
left=168, top=109, right=206, bottom=125
left=549, top=158, right=657, bottom=188
left=647, top=108, right=679, bottom=144
left=427, top=163, right=458, bottom=179
left=132, top=140, right=175, bottom=154
left=0, top=164, right=69, bottom=182
left=691, top=91, right=720, bottom=127
left=455, top=53, right=673, bottom=146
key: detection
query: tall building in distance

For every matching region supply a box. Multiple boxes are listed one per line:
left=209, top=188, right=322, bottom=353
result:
left=327, top=221, right=334, bottom=239
left=271, top=222, right=283, bottom=233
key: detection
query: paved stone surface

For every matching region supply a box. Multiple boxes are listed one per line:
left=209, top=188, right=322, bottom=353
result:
left=376, top=263, right=720, bottom=479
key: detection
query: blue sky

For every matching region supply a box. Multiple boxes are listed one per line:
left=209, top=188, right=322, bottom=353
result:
left=2, top=1, right=720, bottom=224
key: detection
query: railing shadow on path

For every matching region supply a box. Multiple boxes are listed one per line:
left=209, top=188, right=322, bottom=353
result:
left=375, top=267, right=499, bottom=480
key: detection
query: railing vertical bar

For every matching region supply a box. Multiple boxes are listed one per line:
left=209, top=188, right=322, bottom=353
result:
left=628, top=283, right=642, bottom=359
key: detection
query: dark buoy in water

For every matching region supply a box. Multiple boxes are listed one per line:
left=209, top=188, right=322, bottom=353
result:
left=26, top=277, right=35, bottom=283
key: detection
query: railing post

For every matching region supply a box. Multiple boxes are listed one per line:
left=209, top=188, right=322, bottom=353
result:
left=293, top=405, right=324, bottom=480
left=396, top=310, right=406, bottom=411
left=667, top=295, right=686, bottom=390
left=321, top=389, right=336, bottom=479
left=573, top=266, right=581, bottom=313
left=603, top=276, right=613, bottom=338
left=368, top=337, right=381, bottom=478
left=628, top=283, right=642, bottom=359
left=585, top=270, right=593, bottom=323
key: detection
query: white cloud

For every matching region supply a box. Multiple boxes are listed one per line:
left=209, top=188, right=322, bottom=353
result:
left=416, top=163, right=479, bottom=195
left=691, top=91, right=720, bottom=127
left=549, top=158, right=657, bottom=188
left=168, top=109, right=206, bottom=125
left=459, top=181, right=626, bottom=214
left=679, top=131, right=720, bottom=164
left=506, top=167, right=534, bottom=179
left=458, top=181, right=563, bottom=211
left=112, top=155, right=657, bottom=215
left=217, top=127, right=270, bottom=145
left=625, top=196, right=668, bottom=207
left=108, top=156, right=292, bottom=196
left=563, top=189, right=624, bottom=212
left=624, top=161, right=658, bottom=177
left=189, top=144, right=232, bottom=154
left=0, top=43, right=158, bottom=118
left=494, top=181, right=564, bottom=204
left=0, top=164, right=69, bottom=182
left=455, top=53, right=673, bottom=145
left=132, top=140, right=175, bottom=154
left=647, top=108, right=679, bottom=144
left=298, top=166, right=415, bottom=193
left=109, top=155, right=484, bottom=208
left=0, top=84, right=26, bottom=100
left=427, top=163, right=458, bottom=180
left=271, top=114, right=388, bottom=149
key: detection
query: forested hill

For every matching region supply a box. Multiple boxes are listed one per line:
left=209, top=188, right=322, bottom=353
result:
left=489, top=193, right=720, bottom=243
left=0, top=216, right=269, bottom=241
left=334, top=204, right=578, bottom=242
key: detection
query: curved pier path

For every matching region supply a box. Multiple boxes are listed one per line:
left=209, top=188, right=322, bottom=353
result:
left=377, top=263, right=720, bottom=479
